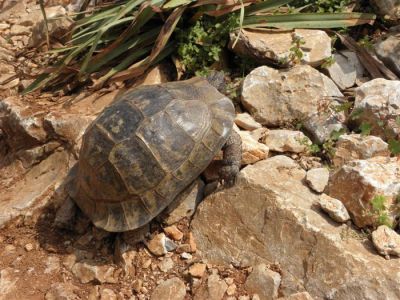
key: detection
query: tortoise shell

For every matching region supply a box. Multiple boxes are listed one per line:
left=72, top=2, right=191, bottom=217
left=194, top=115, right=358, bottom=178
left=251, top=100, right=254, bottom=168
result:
left=71, top=77, right=235, bottom=232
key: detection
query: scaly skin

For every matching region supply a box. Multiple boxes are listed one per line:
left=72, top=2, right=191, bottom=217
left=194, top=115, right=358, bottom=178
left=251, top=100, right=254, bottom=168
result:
left=219, top=130, right=242, bottom=187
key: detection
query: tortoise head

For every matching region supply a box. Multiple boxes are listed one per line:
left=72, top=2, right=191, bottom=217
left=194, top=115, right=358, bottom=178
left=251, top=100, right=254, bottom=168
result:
left=204, top=71, right=226, bottom=94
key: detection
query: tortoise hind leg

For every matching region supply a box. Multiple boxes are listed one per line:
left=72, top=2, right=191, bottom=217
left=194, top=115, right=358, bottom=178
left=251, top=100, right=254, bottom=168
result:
left=219, top=130, right=242, bottom=187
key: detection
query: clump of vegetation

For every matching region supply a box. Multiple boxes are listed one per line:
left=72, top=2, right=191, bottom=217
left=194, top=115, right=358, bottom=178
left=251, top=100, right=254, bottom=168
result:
left=176, top=15, right=238, bottom=76
left=370, top=195, right=394, bottom=228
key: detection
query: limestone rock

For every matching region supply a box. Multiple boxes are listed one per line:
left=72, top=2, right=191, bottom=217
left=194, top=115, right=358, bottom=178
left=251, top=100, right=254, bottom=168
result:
left=349, top=78, right=400, bottom=140
left=100, top=288, right=117, bottom=300
left=10, top=24, right=30, bottom=36
left=146, top=233, right=176, bottom=256
left=163, top=225, right=183, bottom=241
left=235, top=113, right=262, bottom=131
left=159, top=179, right=204, bottom=225
left=133, top=64, right=172, bottom=86
left=328, top=156, right=400, bottom=228
left=375, top=30, right=400, bottom=77
left=305, top=168, right=329, bottom=193
left=324, top=51, right=364, bottom=89
left=261, top=130, right=311, bottom=153
left=318, top=194, right=350, bottom=223
left=372, top=225, right=400, bottom=258
left=0, top=268, right=18, bottom=300
left=28, top=6, right=73, bottom=47
left=45, top=283, right=79, bottom=300
left=159, top=257, right=174, bottom=272
left=151, top=277, right=186, bottom=300
left=71, top=261, right=118, bottom=284
left=245, top=264, right=281, bottom=300
left=229, top=29, right=331, bottom=67
left=189, top=263, right=207, bottom=278
left=371, top=0, right=400, bottom=20
left=241, top=65, right=345, bottom=143
left=236, top=126, right=269, bottom=165
left=191, top=156, right=400, bottom=299
left=195, top=274, right=228, bottom=300
left=332, top=134, right=390, bottom=167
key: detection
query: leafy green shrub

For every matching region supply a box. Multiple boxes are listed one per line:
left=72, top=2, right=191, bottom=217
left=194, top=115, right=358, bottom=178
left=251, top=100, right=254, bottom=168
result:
left=176, top=15, right=238, bottom=76
left=371, top=195, right=393, bottom=228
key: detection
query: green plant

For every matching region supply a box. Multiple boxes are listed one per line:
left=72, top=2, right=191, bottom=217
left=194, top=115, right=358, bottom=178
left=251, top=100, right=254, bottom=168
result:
left=371, top=195, right=393, bottom=228
left=176, top=15, right=238, bottom=76
left=359, top=122, right=372, bottom=136
left=358, top=35, right=374, bottom=51
left=388, top=139, right=400, bottom=155
left=321, top=55, right=336, bottom=68
left=288, top=35, right=305, bottom=64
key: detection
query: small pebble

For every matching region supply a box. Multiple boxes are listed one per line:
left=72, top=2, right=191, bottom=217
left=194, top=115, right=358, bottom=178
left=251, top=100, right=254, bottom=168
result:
left=25, top=243, right=34, bottom=252
left=163, top=225, right=183, bottom=241
left=181, top=252, right=192, bottom=260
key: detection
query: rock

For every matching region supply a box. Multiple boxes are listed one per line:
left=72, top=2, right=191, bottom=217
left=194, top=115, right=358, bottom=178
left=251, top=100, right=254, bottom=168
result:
left=372, top=225, right=400, bottom=258
left=159, top=257, right=174, bottom=272
left=332, top=134, right=390, bottom=167
left=245, top=264, right=281, bottom=300
left=328, top=156, right=400, bottom=228
left=45, top=283, right=79, bottom=300
left=191, top=155, right=400, bottom=299
left=226, top=284, right=236, bottom=296
left=324, top=51, right=364, bottom=89
left=146, top=233, right=176, bottom=256
left=10, top=24, right=30, bottom=36
left=100, top=288, right=117, bottom=300
left=375, top=30, right=400, bottom=77
left=278, top=292, right=314, bottom=300
left=114, top=237, right=136, bottom=277
left=189, top=263, right=207, bottom=278
left=0, top=268, right=18, bottom=299
left=371, top=0, right=400, bottom=20
left=305, top=168, right=329, bottom=193
left=163, top=225, right=183, bottom=241
left=188, top=232, right=197, bottom=252
left=318, top=194, right=350, bottom=223
left=236, top=126, right=269, bottom=165
left=181, top=252, right=192, bottom=260
left=229, top=29, right=331, bottom=67
left=241, top=65, right=345, bottom=143
left=159, top=179, right=204, bottom=225
left=71, top=261, right=118, bottom=284
left=151, top=277, right=186, bottom=300
left=133, top=64, right=172, bottom=86
left=261, top=130, right=311, bottom=153
left=195, top=274, right=228, bottom=300
left=235, top=113, right=262, bottom=131
left=29, top=6, right=73, bottom=47
left=45, top=256, right=60, bottom=274
left=349, top=78, right=400, bottom=140
left=24, top=243, right=34, bottom=252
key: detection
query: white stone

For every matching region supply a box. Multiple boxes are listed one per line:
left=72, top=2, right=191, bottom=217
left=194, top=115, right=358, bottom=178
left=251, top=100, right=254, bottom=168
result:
left=305, top=168, right=329, bottom=193
left=372, top=225, right=400, bottom=258
left=318, top=194, right=350, bottom=223
left=262, top=130, right=311, bottom=153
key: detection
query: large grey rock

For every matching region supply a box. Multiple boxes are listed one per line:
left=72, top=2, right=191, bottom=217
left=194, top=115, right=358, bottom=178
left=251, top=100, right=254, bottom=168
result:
left=191, top=156, right=400, bottom=299
left=328, top=156, right=400, bottom=228
left=332, top=134, right=390, bottom=167
left=375, top=30, right=400, bottom=77
left=324, top=51, right=364, bottom=90
left=229, top=29, right=331, bottom=67
left=349, top=78, right=400, bottom=140
left=241, top=65, right=345, bottom=143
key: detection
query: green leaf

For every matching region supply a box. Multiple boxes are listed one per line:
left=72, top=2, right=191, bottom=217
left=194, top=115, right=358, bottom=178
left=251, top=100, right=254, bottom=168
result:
left=163, top=0, right=193, bottom=9
left=242, top=13, right=376, bottom=29
left=245, top=0, right=293, bottom=15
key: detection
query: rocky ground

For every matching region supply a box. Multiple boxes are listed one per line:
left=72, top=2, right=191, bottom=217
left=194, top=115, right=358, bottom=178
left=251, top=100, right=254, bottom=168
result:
left=1, top=0, right=400, bottom=299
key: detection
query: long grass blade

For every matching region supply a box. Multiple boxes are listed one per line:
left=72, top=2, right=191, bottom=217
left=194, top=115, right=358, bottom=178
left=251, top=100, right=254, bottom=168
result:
left=245, top=0, right=293, bottom=15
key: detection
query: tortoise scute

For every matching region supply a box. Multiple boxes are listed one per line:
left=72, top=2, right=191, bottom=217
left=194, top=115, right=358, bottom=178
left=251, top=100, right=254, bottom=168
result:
left=72, top=78, right=235, bottom=232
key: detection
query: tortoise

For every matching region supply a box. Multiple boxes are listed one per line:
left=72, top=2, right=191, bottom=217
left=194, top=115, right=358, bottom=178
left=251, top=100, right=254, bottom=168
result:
left=61, top=75, right=242, bottom=232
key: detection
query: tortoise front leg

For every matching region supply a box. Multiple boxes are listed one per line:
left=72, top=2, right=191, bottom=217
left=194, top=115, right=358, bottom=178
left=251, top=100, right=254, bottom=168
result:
left=219, top=130, right=242, bottom=187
